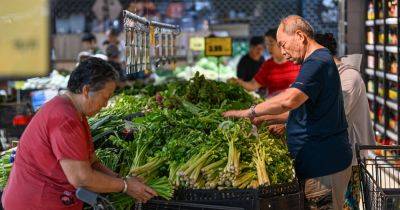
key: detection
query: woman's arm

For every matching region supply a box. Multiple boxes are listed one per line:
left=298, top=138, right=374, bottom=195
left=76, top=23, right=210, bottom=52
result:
left=236, top=79, right=262, bottom=91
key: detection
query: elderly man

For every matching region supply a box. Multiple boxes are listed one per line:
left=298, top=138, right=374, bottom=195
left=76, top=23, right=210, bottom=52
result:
left=223, top=15, right=352, bottom=210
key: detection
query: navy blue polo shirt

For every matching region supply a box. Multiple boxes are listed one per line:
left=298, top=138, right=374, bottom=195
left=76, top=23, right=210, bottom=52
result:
left=287, top=48, right=352, bottom=179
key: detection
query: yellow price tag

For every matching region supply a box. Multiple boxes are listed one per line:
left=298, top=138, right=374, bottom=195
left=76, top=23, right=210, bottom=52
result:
left=0, top=0, right=50, bottom=78
left=189, top=37, right=205, bottom=51
left=204, top=37, right=232, bottom=57
left=149, top=26, right=155, bottom=47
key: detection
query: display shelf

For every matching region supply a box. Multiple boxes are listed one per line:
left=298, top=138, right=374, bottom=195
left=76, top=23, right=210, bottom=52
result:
left=376, top=96, right=385, bottom=105
left=375, top=123, right=385, bottom=134
left=366, top=68, right=375, bottom=76
left=386, top=100, right=398, bottom=111
left=376, top=19, right=385, bottom=25
left=386, top=18, right=398, bottom=25
left=367, top=93, right=375, bottom=101
left=366, top=44, right=374, bottom=51
left=387, top=73, right=398, bottom=82
left=376, top=71, right=385, bottom=78
left=387, top=130, right=398, bottom=142
left=364, top=0, right=400, bottom=147
left=386, top=46, right=398, bottom=53
left=376, top=45, right=385, bottom=51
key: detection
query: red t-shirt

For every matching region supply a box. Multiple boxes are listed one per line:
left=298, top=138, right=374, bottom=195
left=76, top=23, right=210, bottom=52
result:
left=2, top=96, right=94, bottom=210
left=254, top=58, right=301, bottom=96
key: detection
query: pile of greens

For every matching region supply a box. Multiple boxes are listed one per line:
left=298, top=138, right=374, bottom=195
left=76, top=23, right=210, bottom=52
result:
left=91, top=73, right=294, bottom=209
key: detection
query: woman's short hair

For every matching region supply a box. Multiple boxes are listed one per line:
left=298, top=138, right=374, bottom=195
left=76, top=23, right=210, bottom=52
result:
left=67, top=57, right=119, bottom=94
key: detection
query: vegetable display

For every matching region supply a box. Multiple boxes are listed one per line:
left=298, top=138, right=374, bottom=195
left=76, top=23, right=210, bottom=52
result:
left=91, top=73, right=295, bottom=209
left=0, top=147, right=17, bottom=188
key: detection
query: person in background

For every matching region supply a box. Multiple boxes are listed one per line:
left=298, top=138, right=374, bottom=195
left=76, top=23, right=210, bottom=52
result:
left=223, top=15, right=353, bottom=210
left=81, top=33, right=103, bottom=55
left=233, top=28, right=301, bottom=97
left=314, top=33, right=376, bottom=210
left=2, top=58, right=157, bottom=209
left=236, top=36, right=265, bottom=82
left=103, top=28, right=125, bottom=63
left=106, top=44, right=127, bottom=88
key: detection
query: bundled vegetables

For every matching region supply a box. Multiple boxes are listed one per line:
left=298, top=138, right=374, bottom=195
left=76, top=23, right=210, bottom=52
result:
left=0, top=147, right=17, bottom=188
left=91, top=73, right=294, bottom=209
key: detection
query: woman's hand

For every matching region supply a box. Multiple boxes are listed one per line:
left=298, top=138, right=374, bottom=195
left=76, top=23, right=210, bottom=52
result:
left=125, top=176, right=157, bottom=203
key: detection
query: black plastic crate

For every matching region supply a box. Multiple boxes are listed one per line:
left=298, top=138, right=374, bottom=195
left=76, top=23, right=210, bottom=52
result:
left=139, top=180, right=304, bottom=210
left=136, top=200, right=245, bottom=210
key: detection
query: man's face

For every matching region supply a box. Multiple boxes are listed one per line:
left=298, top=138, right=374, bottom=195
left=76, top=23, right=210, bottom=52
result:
left=249, top=44, right=265, bottom=59
left=83, top=40, right=96, bottom=51
left=276, top=27, right=306, bottom=64
left=83, top=81, right=116, bottom=117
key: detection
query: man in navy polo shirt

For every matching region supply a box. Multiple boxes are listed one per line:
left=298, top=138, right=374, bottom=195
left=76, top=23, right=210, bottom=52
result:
left=223, top=15, right=352, bottom=210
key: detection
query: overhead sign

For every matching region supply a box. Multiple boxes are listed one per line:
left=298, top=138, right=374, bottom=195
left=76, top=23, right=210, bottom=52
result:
left=204, top=37, right=232, bottom=57
left=189, top=37, right=205, bottom=51
left=0, top=0, right=50, bottom=79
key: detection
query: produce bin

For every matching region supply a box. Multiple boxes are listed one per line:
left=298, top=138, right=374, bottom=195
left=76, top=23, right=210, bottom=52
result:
left=137, top=180, right=304, bottom=210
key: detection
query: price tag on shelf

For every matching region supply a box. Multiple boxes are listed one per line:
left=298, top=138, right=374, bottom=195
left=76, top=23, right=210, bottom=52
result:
left=189, top=37, right=205, bottom=51
left=149, top=25, right=155, bottom=47
left=204, top=37, right=232, bottom=57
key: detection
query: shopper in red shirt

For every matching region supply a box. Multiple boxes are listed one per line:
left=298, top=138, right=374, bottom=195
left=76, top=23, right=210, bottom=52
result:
left=2, top=58, right=157, bottom=210
left=233, top=28, right=300, bottom=97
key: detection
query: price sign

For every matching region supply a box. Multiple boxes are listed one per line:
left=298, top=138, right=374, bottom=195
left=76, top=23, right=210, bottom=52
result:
left=0, top=0, right=50, bottom=79
left=204, top=37, right=232, bottom=57
left=189, top=37, right=205, bottom=51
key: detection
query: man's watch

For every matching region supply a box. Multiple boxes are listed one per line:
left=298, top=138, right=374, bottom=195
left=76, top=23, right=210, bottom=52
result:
left=249, top=105, right=257, bottom=119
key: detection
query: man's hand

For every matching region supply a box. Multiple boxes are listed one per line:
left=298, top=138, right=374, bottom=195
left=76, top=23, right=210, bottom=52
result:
left=222, top=109, right=249, bottom=118
left=268, top=124, right=286, bottom=136
left=125, top=176, right=157, bottom=203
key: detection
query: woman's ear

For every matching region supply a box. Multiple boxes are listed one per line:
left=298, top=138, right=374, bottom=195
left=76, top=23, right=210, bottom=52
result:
left=82, top=85, right=90, bottom=99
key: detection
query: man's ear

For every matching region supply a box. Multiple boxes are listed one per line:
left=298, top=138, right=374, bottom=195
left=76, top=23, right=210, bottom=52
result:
left=82, top=85, right=90, bottom=99
left=295, top=30, right=307, bottom=43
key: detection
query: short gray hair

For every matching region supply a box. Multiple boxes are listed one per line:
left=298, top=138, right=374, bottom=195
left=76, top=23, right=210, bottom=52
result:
left=280, top=15, right=314, bottom=38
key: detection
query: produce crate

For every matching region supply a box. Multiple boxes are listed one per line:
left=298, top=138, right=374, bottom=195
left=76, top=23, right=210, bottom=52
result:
left=138, top=180, right=304, bottom=210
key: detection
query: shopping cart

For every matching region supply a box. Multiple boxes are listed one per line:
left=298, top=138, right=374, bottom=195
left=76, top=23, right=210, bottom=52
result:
left=76, top=188, right=115, bottom=210
left=356, top=144, right=400, bottom=210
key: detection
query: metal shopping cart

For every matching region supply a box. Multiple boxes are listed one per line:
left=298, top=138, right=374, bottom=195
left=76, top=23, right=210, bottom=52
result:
left=356, top=144, right=400, bottom=210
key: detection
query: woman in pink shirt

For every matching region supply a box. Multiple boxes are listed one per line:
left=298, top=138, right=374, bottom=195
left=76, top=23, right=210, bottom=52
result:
left=2, top=58, right=156, bottom=210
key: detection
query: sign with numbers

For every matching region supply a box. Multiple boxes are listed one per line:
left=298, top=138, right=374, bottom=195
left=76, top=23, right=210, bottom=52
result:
left=204, top=37, right=232, bottom=57
left=189, top=37, right=205, bottom=51
left=0, top=0, right=50, bottom=79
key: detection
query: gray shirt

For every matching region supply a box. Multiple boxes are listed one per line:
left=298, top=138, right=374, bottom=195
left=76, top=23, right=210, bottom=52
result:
left=338, top=54, right=376, bottom=165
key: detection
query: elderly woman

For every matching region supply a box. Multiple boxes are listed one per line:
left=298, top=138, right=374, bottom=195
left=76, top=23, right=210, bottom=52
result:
left=2, top=58, right=156, bottom=209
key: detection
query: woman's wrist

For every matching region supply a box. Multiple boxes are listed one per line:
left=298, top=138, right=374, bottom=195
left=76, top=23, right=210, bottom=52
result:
left=121, top=178, right=128, bottom=193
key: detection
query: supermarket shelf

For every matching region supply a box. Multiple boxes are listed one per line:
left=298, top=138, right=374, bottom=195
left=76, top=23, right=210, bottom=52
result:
left=365, top=68, right=374, bottom=76
left=387, top=130, right=398, bottom=142
left=365, top=45, right=374, bottom=51
left=386, top=100, right=398, bottom=111
left=387, top=73, right=398, bottom=82
left=376, top=19, right=384, bottom=25
left=386, top=46, right=398, bottom=53
left=376, top=71, right=384, bottom=78
left=386, top=18, right=398, bottom=25
left=367, top=93, right=374, bottom=101
left=366, top=20, right=374, bottom=26
left=376, top=96, right=385, bottom=105
left=375, top=124, right=385, bottom=134
left=376, top=45, right=384, bottom=51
